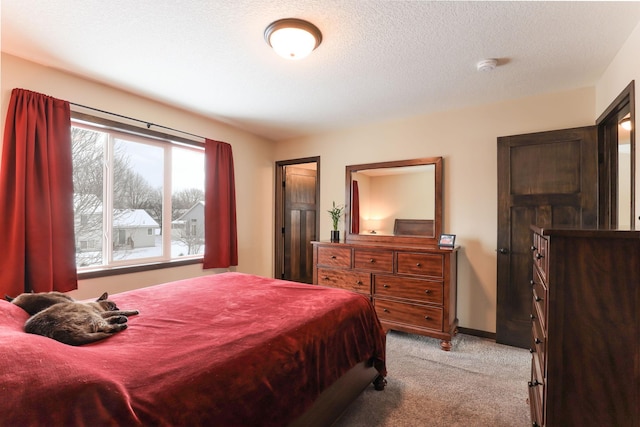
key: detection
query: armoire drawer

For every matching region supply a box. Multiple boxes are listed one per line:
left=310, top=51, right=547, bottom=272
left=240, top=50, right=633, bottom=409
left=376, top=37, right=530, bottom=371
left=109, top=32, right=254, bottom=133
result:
left=375, top=299, right=443, bottom=331
left=396, top=252, right=443, bottom=277
left=354, top=249, right=393, bottom=273
left=373, top=274, right=443, bottom=305
left=317, top=268, right=370, bottom=294
left=317, top=246, right=352, bottom=268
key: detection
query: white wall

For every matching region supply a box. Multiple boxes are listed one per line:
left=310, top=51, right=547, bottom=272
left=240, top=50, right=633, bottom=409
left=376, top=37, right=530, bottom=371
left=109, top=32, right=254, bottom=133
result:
left=1, top=53, right=276, bottom=298
left=596, top=20, right=640, bottom=229
left=275, top=87, right=596, bottom=333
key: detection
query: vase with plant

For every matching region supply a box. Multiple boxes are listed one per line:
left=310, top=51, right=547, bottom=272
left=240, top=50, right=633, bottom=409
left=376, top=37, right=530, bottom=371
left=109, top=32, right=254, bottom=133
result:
left=328, top=201, right=345, bottom=243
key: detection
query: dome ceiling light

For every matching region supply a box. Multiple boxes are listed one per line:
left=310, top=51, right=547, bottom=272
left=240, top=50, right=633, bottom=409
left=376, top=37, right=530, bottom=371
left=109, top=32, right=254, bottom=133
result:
left=620, top=117, right=632, bottom=131
left=264, top=18, right=322, bottom=60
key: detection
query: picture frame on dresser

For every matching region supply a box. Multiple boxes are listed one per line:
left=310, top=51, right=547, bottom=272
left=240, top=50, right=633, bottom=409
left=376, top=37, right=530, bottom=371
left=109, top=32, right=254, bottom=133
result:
left=438, top=234, right=456, bottom=247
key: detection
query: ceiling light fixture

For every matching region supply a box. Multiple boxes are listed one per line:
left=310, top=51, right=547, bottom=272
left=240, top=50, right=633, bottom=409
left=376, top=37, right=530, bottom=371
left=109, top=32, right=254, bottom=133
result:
left=476, top=58, right=498, bottom=72
left=620, top=117, right=632, bottom=131
left=264, top=18, right=322, bottom=60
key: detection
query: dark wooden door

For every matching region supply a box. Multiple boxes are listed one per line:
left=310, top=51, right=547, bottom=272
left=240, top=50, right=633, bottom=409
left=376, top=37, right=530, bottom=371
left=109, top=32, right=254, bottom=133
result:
left=497, top=126, right=598, bottom=347
left=283, top=166, right=317, bottom=283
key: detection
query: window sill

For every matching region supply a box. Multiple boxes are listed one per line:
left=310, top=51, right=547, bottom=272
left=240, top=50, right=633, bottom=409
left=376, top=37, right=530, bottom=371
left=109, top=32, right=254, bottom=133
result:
left=77, top=257, right=203, bottom=280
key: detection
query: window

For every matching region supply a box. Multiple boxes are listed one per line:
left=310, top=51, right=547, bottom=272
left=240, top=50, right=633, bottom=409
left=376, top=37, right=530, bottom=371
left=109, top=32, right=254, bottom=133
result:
left=72, top=119, right=205, bottom=270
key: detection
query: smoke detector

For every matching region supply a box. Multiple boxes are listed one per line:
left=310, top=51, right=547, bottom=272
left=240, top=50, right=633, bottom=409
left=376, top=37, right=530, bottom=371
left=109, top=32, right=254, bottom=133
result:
left=477, top=58, right=498, bottom=72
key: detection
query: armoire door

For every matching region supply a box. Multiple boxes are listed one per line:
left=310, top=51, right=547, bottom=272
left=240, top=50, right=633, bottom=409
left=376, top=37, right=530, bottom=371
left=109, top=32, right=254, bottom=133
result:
left=496, top=126, right=597, bottom=348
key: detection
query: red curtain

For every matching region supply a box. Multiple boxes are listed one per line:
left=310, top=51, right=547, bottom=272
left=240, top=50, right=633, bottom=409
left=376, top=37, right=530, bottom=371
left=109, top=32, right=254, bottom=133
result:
left=0, top=88, right=77, bottom=297
left=351, top=180, right=360, bottom=234
left=203, top=139, right=238, bottom=268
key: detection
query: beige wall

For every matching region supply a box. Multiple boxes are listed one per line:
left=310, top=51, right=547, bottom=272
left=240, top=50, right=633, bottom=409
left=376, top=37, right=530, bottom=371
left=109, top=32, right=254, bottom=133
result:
left=596, top=20, right=640, bottom=229
left=275, top=87, right=596, bottom=333
left=0, top=53, right=276, bottom=298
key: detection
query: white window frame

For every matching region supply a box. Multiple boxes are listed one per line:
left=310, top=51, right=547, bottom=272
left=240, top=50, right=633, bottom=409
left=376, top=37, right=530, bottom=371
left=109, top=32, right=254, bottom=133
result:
left=71, top=118, right=205, bottom=272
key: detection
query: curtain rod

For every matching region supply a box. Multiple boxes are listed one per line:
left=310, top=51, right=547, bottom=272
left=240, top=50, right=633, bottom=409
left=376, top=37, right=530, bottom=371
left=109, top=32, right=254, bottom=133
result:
left=69, top=102, right=206, bottom=141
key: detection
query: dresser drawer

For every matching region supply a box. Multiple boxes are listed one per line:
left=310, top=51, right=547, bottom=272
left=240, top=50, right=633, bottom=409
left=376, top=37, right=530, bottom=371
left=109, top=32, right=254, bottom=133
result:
left=317, top=246, right=352, bottom=268
left=532, top=269, right=547, bottom=330
left=375, top=299, right=443, bottom=331
left=354, top=249, right=393, bottom=273
left=317, top=268, right=370, bottom=294
left=528, top=361, right=544, bottom=427
left=532, top=233, right=548, bottom=281
left=373, top=274, right=443, bottom=305
left=396, top=252, right=443, bottom=277
left=531, top=307, right=546, bottom=377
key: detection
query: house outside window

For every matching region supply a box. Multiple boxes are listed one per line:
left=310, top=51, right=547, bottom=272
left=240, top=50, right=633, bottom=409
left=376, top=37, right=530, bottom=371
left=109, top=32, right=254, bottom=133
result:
left=72, top=120, right=205, bottom=270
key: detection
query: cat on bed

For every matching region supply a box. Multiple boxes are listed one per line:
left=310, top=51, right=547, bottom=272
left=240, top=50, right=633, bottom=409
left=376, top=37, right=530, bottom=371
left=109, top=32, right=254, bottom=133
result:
left=6, top=291, right=139, bottom=346
left=5, top=291, right=75, bottom=315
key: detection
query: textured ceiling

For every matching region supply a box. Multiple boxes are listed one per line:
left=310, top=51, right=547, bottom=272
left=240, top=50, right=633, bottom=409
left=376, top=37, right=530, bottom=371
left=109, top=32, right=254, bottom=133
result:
left=2, top=1, right=640, bottom=141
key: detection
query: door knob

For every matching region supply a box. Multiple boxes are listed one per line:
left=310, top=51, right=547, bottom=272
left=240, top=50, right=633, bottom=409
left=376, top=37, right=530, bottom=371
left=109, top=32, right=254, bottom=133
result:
left=497, top=248, right=509, bottom=254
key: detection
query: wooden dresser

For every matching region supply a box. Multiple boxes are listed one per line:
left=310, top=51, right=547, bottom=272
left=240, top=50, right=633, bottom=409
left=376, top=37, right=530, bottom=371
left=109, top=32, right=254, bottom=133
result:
left=529, top=226, right=640, bottom=426
left=312, top=241, right=458, bottom=350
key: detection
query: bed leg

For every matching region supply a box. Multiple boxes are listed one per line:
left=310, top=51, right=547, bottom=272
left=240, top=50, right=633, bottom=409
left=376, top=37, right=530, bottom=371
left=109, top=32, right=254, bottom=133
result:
left=373, top=375, right=387, bottom=391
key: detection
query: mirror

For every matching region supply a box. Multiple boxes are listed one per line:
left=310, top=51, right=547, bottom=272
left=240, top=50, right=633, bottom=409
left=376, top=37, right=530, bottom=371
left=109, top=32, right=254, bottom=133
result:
left=345, top=157, right=442, bottom=246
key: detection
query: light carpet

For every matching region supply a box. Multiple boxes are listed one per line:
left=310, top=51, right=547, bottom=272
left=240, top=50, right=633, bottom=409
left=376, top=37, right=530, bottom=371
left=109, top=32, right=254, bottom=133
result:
left=334, top=331, right=531, bottom=427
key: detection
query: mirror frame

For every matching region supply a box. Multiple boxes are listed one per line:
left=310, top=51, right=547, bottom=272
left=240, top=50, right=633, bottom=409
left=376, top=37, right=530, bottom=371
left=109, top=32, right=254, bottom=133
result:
left=345, top=156, right=443, bottom=246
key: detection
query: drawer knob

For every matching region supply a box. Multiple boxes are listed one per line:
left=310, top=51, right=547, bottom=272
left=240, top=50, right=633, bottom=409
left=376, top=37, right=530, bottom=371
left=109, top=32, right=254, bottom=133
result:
left=322, top=276, right=330, bottom=280
left=424, top=315, right=431, bottom=320
left=530, top=279, right=534, bottom=286
left=530, top=314, right=535, bottom=321
left=369, top=258, right=375, bottom=263
left=528, top=380, right=542, bottom=387
left=330, top=255, right=336, bottom=259
left=424, top=289, right=431, bottom=294
left=535, top=253, right=544, bottom=260
left=416, top=262, right=421, bottom=267
left=530, top=245, right=537, bottom=252
left=535, top=295, right=543, bottom=302
left=535, top=338, right=542, bottom=344
left=529, top=348, right=535, bottom=354
left=383, top=284, right=390, bottom=288
left=355, top=280, right=362, bottom=285
left=383, top=308, right=389, bottom=313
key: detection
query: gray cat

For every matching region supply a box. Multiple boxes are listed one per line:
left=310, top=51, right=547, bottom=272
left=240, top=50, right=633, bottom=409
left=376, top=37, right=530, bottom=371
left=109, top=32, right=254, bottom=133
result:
left=7, top=291, right=139, bottom=346
left=5, top=291, right=75, bottom=315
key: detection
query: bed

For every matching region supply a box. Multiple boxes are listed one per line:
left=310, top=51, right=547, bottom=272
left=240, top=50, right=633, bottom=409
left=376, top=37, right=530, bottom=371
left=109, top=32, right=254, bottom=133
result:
left=0, top=272, right=386, bottom=426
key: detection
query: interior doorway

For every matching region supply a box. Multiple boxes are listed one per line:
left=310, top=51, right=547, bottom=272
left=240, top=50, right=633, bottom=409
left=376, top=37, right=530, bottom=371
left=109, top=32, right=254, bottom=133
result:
left=275, top=157, right=320, bottom=283
left=596, top=81, right=635, bottom=229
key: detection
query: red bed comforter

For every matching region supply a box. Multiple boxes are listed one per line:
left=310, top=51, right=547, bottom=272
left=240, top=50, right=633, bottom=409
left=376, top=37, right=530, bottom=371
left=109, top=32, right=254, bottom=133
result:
left=0, top=272, right=386, bottom=426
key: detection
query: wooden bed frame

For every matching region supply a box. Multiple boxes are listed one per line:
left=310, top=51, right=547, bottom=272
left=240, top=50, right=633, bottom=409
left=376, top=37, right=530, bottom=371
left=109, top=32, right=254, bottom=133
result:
left=290, top=362, right=386, bottom=427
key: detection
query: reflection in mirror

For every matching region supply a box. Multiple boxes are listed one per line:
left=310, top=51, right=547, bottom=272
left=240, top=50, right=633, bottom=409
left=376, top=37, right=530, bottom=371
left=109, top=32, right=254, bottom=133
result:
left=346, top=157, right=443, bottom=246
left=619, top=113, right=632, bottom=228
left=352, top=165, right=435, bottom=236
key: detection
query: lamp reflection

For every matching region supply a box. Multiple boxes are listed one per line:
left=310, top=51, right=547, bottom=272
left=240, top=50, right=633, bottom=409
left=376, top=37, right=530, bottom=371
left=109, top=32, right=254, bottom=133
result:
left=363, top=219, right=383, bottom=234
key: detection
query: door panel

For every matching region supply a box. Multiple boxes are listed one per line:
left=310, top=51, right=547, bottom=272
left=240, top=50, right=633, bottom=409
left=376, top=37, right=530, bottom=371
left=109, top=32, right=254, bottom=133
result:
left=283, top=166, right=317, bottom=283
left=497, top=126, right=597, bottom=347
